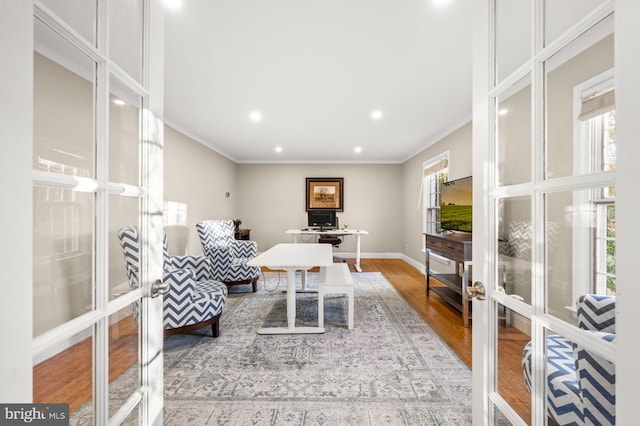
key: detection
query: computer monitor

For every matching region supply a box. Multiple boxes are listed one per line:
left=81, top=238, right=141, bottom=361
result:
left=307, top=209, right=337, bottom=230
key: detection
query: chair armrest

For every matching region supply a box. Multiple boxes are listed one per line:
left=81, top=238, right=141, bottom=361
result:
left=169, top=255, right=214, bottom=281
left=229, top=240, right=257, bottom=258
left=575, top=331, right=615, bottom=425
left=202, top=244, right=231, bottom=281
left=576, top=295, right=616, bottom=332
left=163, top=268, right=196, bottom=299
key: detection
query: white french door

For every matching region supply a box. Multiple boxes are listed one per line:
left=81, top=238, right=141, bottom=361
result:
left=470, top=0, right=639, bottom=424
left=25, top=0, right=164, bottom=424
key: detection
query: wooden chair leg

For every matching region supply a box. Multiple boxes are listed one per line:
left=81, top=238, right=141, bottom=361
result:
left=211, top=318, right=220, bottom=338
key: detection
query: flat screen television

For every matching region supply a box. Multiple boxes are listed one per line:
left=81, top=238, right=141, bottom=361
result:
left=440, top=176, right=472, bottom=232
left=307, top=209, right=337, bottom=230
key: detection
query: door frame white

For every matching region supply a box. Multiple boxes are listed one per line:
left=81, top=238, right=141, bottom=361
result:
left=612, top=0, right=640, bottom=422
left=0, top=0, right=34, bottom=402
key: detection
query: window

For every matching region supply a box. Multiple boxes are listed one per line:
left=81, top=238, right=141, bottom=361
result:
left=422, top=154, right=449, bottom=235
left=572, top=71, right=616, bottom=297
left=592, top=110, right=616, bottom=295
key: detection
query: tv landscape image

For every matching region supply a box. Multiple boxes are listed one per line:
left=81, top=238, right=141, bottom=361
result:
left=440, top=177, right=472, bottom=232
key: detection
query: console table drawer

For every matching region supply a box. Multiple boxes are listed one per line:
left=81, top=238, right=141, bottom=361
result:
left=426, top=235, right=469, bottom=263
left=425, top=234, right=444, bottom=251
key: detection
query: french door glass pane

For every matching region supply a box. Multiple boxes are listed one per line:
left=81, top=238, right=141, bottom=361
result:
left=108, top=307, right=140, bottom=420
left=39, top=0, right=97, bottom=45
left=497, top=74, right=531, bottom=186
left=109, top=75, right=142, bottom=185
left=109, top=0, right=143, bottom=83
left=544, top=0, right=606, bottom=46
left=109, top=195, right=140, bottom=301
left=33, top=326, right=94, bottom=422
left=544, top=187, right=616, bottom=322
left=496, top=302, right=531, bottom=424
left=497, top=196, right=532, bottom=306
left=34, top=18, right=96, bottom=178
left=495, top=0, right=531, bottom=85
left=544, top=15, right=614, bottom=180
left=33, top=187, right=95, bottom=336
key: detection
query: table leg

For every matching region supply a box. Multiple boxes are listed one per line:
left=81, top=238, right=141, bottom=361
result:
left=257, top=267, right=325, bottom=335
left=286, top=268, right=296, bottom=329
left=354, top=235, right=362, bottom=272
left=297, top=269, right=317, bottom=293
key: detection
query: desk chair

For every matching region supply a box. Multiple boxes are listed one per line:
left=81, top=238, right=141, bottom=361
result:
left=317, top=219, right=347, bottom=263
left=318, top=235, right=347, bottom=262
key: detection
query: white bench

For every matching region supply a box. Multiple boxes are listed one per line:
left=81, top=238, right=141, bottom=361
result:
left=317, top=263, right=354, bottom=329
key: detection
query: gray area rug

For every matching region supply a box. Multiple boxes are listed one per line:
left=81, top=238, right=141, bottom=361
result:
left=74, top=272, right=472, bottom=425
left=161, top=271, right=471, bottom=425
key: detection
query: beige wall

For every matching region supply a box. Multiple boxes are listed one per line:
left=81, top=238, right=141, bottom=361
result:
left=236, top=163, right=403, bottom=255
left=164, top=125, right=238, bottom=255
left=164, top=123, right=472, bottom=265
left=401, top=122, right=473, bottom=267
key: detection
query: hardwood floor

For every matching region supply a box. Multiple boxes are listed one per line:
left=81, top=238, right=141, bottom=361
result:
left=33, top=258, right=531, bottom=421
left=33, top=315, right=138, bottom=413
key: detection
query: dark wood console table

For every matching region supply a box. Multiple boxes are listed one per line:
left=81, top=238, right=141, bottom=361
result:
left=235, top=229, right=251, bottom=240
left=424, top=232, right=472, bottom=327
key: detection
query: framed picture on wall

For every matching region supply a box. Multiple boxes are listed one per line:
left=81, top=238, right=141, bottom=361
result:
left=306, top=177, right=344, bottom=211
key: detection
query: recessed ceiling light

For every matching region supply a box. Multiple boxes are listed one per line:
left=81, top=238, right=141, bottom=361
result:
left=275, top=146, right=283, bottom=153
left=354, top=147, right=362, bottom=154
left=432, top=0, right=452, bottom=8
left=498, top=109, right=509, bottom=116
left=249, top=111, right=263, bottom=123
left=164, top=0, right=182, bottom=10
left=113, top=99, right=126, bottom=106
left=371, top=110, right=383, bottom=120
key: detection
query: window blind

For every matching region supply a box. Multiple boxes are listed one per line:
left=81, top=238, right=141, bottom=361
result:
left=578, top=89, right=615, bottom=121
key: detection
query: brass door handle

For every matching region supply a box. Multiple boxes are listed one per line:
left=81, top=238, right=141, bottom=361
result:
left=466, top=282, right=486, bottom=300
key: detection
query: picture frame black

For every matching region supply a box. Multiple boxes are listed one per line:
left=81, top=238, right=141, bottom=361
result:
left=305, top=177, right=344, bottom=211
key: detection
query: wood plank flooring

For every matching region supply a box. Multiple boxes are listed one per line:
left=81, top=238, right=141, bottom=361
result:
left=33, top=258, right=531, bottom=421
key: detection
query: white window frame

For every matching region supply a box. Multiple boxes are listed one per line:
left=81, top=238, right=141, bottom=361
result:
left=422, top=152, right=449, bottom=240
left=571, top=69, right=615, bottom=303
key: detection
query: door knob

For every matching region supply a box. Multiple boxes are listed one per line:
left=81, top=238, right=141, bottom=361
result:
left=150, top=279, right=169, bottom=298
left=467, top=282, right=486, bottom=300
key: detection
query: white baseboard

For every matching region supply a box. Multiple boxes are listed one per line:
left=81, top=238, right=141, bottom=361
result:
left=336, top=252, right=426, bottom=276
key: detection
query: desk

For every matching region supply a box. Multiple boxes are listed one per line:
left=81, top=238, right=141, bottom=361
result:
left=247, top=243, right=332, bottom=334
left=285, top=229, right=368, bottom=272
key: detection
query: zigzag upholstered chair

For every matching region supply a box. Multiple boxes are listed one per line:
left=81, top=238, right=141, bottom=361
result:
left=118, top=226, right=228, bottom=337
left=522, top=294, right=616, bottom=425
left=196, top=220, right=260, bottom=292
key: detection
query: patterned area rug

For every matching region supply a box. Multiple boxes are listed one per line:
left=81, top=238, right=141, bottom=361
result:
left=161, top=272, right=471, bottom=425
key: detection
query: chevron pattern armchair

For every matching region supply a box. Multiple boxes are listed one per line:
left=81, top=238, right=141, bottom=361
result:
left=522, top=294, right=615, bottom=425
left=196, top=220, right=260, bottom=292
left=118, top=226, right=228, bottom=337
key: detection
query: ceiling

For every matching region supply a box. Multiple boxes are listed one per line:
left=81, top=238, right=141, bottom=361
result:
left=163, top=0, right=473, bottom=164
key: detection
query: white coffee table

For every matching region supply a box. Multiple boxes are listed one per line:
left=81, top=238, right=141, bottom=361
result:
left=247, top=243, right=333, bottom=334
